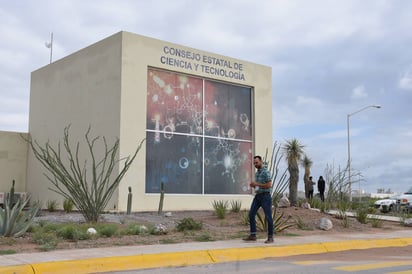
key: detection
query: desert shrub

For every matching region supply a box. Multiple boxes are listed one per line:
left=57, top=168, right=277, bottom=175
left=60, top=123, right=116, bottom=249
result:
left=368, top=207, right=378, bottom=214
left=230, top=200, right=242, bottom=213
left=195, top=233, right=213, bottom=242
left=341, top=215, right=350, bottom=228
left=176, top=217, right=203, bottom=231
left=32, top=231, right=59, bottom=250
left=97, top=224, right=119, bottom=237
left=126, top=223, right=148, bottom=235
left=370, top=217, right=383, bottom=228
left=212, top=200, right=228, bottom=219
left=0, top=250, right=16, bottom=255
left=46, top=200, right=59, bottom=212
left=356, top=207, right=369, bottom=224
left=241, top=210, right=249, bottom=225
left=295, top=216, right=312, bottom=230
left=63, top=199, right=74, bottom=213
left=57, top=224, right=88, bottom=241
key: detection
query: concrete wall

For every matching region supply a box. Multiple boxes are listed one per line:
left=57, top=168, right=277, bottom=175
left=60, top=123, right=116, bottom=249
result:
left=28, top=33, right=123, bottom=208
left=28, top=31, right=272, bottom=212
left=0, top=131, right=28, bottom=193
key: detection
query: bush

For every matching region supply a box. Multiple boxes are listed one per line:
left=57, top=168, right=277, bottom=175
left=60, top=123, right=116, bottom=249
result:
left=212, top=200, right=228, bottom=219
left=63, top=199, right=74, bottom=213
left=97, top=224, right=119, bottom=237
left=126, top=223, right=148, bottom=235
left=356, top=207, right=369, bottom=224
left=57, top=225, right=88, bottom=241
left=230, top=200, right=242, bottom=213
left=176, top=218, right=203, bottom=231
left=46, top=200, right=59, bottom=212
left=32, top=231, right=59, bottom=250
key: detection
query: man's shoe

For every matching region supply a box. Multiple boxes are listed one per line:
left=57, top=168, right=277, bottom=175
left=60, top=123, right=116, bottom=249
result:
left=264, top=237, right=274, bottom=244
left=243, top=235, right=257, bottom=241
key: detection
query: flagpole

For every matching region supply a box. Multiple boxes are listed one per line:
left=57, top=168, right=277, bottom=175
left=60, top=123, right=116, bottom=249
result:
left=49, top=32, right=53, bottom=64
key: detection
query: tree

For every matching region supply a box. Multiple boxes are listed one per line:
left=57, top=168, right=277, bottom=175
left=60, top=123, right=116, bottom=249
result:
left=283, top=138, right=305, bottom=206
left=301, top=155, right=313, bottom=198
left=25, top=125, right=145, bottom=222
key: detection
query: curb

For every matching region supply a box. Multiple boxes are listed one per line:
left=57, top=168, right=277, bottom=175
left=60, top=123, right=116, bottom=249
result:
left=1, top=237, right=411, bottom=274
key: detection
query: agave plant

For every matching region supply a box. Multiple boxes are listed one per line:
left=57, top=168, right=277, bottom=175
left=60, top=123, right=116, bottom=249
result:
left=0, top=195, right=40, bottom=237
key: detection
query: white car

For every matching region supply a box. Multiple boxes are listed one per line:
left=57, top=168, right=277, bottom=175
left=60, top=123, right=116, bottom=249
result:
left=396, top=187, right=412, bottom=207
left=374, top=196, right=397, bottom=212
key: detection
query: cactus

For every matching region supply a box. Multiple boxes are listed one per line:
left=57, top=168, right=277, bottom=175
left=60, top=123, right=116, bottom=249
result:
left=127, top=186, right=132, bottom=215
left=8, top=179, right=15, bottom=208
left=158, top=182, right=165, bottom=215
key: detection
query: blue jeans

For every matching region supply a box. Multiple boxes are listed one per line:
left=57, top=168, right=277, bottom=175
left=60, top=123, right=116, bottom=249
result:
left=249, top=192, right=274, bottom=237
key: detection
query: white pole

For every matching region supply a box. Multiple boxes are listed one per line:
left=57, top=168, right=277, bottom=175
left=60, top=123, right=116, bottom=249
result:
left=49, top=32, right=53, bottom=64
left=346, top=104, right=381, bottom=202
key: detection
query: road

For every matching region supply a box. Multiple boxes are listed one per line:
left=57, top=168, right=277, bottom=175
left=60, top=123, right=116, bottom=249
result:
left=104, top=246, right=412, bottom=274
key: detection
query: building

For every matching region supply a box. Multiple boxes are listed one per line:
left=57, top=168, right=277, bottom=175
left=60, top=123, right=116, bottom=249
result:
left=2, top=31, right=272, bottom=212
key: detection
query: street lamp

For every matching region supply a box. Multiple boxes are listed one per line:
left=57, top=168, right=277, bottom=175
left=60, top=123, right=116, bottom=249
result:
left=347, top=104, right=381, bottom=202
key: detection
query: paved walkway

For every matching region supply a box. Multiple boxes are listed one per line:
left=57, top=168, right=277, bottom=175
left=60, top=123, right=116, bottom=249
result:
left=1, top=229, right=411, bottom=274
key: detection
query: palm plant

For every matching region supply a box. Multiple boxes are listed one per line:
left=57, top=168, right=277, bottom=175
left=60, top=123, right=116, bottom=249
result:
left=301, top=155, right=313, bottom=199
left=283, top=138, right=305, bottom=206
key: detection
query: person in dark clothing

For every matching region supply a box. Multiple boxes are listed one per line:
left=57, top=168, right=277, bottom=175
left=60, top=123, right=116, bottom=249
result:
left=308, top=176, right=314, bottom=199
left=317, top=176, right=326, bottom=202
left=243, top=155, right=274, bottom=244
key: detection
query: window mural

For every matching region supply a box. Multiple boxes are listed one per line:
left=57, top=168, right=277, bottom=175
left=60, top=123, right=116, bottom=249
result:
left=146, top=68, right=252, bottom=194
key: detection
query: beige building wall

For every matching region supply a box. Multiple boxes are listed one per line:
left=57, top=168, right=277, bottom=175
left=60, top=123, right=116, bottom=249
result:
left=28, top=31, right=272, bottom=211
left=0, top=131, right=28, bottom=193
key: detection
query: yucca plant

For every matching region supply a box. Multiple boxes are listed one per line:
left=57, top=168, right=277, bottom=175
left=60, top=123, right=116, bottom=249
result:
left=0, top=195, right=40, bottom=237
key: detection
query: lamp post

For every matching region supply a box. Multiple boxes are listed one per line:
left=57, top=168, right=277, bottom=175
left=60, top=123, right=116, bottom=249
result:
left=347, top=104, right=381, bottom=202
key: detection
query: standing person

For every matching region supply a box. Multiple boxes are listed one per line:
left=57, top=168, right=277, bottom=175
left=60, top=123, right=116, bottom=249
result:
left=308, top=176, right=314, bottom=199
left=243, top=155, right=274, bottom=244
left=318, top=176, right=326, bottom=202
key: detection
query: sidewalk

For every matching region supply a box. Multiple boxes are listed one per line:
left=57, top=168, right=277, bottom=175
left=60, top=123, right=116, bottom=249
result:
left=1, top=229, right=412, bottom=274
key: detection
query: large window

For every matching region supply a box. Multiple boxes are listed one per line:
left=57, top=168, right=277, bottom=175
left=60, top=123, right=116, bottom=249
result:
left=146, top=68, right=252, bottom=194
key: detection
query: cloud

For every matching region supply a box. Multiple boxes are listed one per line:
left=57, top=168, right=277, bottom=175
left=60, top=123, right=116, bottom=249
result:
left=399, top=67, right=412, bottom=90
left=351, top=85, right=368, bottom=99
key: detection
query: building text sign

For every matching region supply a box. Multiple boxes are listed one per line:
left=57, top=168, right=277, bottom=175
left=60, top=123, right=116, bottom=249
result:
left=160, top=46, right=246, bottom=81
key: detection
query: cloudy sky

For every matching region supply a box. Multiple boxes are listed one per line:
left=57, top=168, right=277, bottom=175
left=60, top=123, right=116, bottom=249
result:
left=1, top=0, right=411, bottom=194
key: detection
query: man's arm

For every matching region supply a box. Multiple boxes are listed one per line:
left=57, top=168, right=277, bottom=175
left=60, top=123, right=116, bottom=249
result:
left=250, top=180, right=272, bottom=189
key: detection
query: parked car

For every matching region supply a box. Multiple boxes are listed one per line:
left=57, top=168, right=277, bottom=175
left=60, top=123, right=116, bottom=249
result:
left=396, top=187, right=412, bottom=208
left=374, top=196, right=398, bottom=212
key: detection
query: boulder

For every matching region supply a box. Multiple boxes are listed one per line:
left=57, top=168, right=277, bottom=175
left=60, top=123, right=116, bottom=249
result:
left=319, top=217, right=333, bottom=230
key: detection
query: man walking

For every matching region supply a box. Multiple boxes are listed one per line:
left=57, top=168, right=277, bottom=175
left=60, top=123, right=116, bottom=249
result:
left=243, top=155, right=274, bottom=243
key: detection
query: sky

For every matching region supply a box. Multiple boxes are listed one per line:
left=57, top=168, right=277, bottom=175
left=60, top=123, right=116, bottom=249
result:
left=1, top=0, right=412, bottom=194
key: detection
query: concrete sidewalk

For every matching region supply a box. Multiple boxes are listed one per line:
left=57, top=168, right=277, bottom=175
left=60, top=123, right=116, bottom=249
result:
left=1, top=229, right=412, bottom=274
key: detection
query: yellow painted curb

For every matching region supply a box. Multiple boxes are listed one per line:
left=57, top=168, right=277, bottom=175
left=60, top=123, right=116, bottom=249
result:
left=0, top=265, right=34, bottom=274
left=1, top=237, right=411, bottom=274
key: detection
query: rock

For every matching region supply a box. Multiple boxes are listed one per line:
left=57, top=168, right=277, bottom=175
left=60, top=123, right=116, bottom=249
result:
left=319, top=217, right=333, bottom=230
left=403, top=218, right=412, bottom=226
left=87, top=227, right=97, bottom=234
left=154, top=224, right=167, bottom=235
left=164, top=212, right=172, bottom=217
left=278, top=194, right=290, bottom=208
